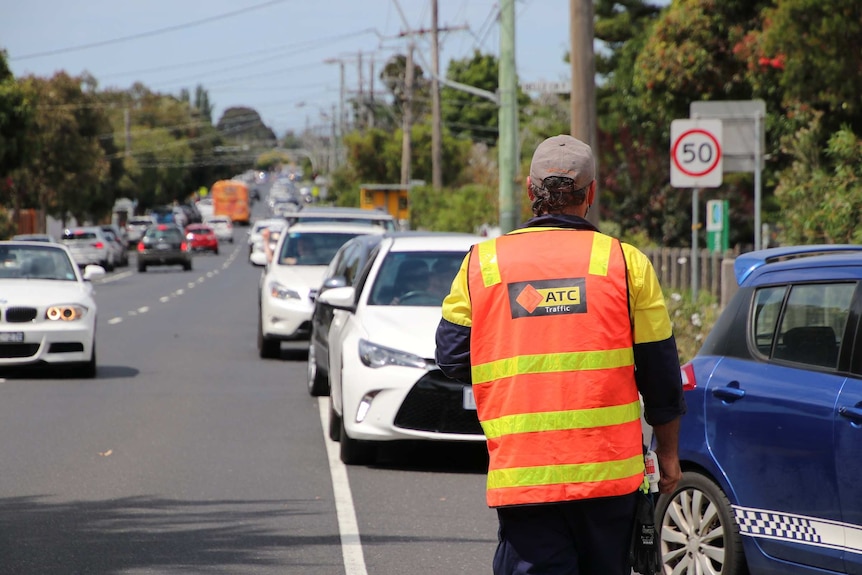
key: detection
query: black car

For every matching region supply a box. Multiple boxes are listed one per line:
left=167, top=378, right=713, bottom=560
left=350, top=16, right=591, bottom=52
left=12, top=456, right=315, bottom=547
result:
left=136, top=224, right=192, bottom=272
left=307, top=233, right=385, bottom=396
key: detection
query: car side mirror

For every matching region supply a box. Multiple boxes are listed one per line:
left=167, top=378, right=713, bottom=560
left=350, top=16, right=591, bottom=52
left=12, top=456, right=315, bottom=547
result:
left=322, top=276, right=347, bottom=290
left=83, top=264, right=107, bottom=281
left=317, top=286, right=356, bottom=311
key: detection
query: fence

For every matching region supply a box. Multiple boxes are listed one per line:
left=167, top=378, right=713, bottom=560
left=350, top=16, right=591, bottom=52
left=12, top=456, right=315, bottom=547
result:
left=642, top=247, right=740, bottom=308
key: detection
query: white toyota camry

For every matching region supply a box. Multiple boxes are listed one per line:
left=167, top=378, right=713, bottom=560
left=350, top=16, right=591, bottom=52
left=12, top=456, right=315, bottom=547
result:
left=257, top=223, right=384, bottom=358
left=0, top=241, right=105, bottom=377
left=318, top=232, right=484, bottom=465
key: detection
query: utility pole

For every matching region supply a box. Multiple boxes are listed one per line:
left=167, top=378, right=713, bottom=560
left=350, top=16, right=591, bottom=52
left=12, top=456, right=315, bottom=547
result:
left=401, top=45, right=415, bottom=186
left=369, top=59, right=376, bottom=129
left=430, top=0, right=442, bottom=189
left=570, top=0, right=598, bottom=225
left=357, top=51, right=365, bottom=131
left=324, top=58, right=347, bottom=167
left=499, top=0, right=518, bottom=233
left=124, top=107, right=132, bottom=158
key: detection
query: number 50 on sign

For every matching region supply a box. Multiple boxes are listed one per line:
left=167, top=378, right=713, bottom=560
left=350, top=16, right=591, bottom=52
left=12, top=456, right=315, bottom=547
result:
left=670, top=119, right=723, bottom=188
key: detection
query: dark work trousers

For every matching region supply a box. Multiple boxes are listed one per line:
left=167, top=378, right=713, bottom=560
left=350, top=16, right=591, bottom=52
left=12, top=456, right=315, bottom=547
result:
left=492, top=491, right=639, bottom=575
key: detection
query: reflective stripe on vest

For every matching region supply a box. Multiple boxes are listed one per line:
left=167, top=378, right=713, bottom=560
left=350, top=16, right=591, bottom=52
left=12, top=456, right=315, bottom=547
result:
left=467, top=229, right=643, bottom=507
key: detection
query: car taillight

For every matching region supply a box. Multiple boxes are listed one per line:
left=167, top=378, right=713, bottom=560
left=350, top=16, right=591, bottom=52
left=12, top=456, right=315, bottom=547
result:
left=93, top=241, right=104, bottom=249
left=181, top=241, right=188, bottom=251
left=137, top=242, right=144, bottom=252
left=680, top=363, right=697, bottom=391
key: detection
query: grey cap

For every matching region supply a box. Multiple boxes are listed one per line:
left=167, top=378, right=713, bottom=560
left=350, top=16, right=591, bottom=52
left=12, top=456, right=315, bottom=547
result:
left=529, top=135, right=595, bottom=190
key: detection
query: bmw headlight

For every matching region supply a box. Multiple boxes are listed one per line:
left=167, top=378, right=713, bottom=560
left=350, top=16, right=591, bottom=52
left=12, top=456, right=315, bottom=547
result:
left=269, top=280, right=301, bottom=301
left=359, top=339, right=430, bottom=369
left=46, top=304, right=89, bottom=321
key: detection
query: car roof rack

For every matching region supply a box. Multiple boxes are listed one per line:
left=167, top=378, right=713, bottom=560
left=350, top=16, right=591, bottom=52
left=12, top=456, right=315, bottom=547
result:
left=734, top=244, right=862, bottom=285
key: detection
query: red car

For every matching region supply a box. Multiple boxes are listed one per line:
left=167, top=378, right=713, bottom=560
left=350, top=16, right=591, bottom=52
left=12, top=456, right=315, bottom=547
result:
left=184, top=224, right=219, bottom=254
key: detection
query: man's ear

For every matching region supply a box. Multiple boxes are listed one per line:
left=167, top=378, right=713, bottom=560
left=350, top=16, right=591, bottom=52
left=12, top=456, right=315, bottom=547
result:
left=586, top=180, right=596, bottom=206
left=526, top=176, right=535, bottom=201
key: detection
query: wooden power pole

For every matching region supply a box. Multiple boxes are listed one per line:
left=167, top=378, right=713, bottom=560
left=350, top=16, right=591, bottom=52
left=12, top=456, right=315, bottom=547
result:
left=570, top=0, right=599, bottom=225
left=401, top=45, right=415, bottom=186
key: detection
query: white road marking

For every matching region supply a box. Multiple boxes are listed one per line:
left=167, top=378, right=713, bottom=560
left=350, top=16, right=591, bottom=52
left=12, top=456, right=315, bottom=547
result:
left=318, top=398, right=368, bottom=575
left=137, top=306, right=148, bottom=314
left=108, top=317, right=123, bottom=325
left=159, top=296, right=170, bottom=303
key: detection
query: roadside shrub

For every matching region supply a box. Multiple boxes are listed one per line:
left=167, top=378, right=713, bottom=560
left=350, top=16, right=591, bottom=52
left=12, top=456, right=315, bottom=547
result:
left=665, top=289, right=720, bottom=364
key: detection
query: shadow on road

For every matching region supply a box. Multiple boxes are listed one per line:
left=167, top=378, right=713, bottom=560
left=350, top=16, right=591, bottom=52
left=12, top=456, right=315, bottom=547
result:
left=0, top=494, right=342, bottom=574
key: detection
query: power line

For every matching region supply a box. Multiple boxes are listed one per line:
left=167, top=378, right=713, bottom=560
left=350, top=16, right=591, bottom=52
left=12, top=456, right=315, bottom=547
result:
left=11, top=0, right=294, bottom=61
left=96, top=28, right=378, bottom=81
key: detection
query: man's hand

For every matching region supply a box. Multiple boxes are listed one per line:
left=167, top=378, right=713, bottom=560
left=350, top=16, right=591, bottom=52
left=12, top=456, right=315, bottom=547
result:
left=651, top=418, right=682, bottom=494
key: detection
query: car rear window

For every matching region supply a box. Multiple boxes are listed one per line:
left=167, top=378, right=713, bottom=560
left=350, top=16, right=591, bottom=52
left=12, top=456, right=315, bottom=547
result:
left=62, top=231, right=97, bottom=240
left=145, top=228, right=183, bottom=241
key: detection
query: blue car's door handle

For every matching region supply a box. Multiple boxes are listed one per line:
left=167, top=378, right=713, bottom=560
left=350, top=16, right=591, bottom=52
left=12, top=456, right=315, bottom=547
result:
left=838, top=406, right=862, bottom=424
left=712, top=386, right=745, bottom=402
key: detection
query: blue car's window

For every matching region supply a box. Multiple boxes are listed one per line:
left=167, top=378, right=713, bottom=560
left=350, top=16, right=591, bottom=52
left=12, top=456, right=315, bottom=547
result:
left=770, top=282, right=856, bottom=369
left=752, top=286, right=786, bottom=356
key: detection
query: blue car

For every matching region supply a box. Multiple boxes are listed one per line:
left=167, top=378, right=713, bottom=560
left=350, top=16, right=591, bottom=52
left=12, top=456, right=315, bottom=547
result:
left=657, top=245, right=862, bottom=575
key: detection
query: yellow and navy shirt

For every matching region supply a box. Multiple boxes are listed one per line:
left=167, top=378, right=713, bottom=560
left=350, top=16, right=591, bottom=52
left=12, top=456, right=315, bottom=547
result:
left=434, top=214, right=686, bottom=427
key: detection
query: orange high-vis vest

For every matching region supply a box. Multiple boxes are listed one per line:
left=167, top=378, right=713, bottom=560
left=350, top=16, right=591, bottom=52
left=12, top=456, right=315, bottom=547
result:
left=467, top=228, right=644, bottom=507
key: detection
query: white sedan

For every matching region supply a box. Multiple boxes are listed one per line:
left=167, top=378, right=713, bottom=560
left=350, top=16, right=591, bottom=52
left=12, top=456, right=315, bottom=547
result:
left=257, top=223, right=384, bottom=358
left=318, top=232, right=484, bottom=465
left=0, top=241, right=105, bottom=377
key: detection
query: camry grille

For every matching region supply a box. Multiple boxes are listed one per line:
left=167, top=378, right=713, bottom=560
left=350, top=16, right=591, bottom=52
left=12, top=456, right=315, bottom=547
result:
left=394, top=370, right=483, bottom=435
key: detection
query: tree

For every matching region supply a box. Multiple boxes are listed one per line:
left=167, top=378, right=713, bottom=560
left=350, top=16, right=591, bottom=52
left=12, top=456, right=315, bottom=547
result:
left=379, top=53, right=430, bottom=133
left=0, top=51, right=36, bottom=235
left=441, top=50, right=529, bottom=145
left=15, top=72, right=113, bottom=225
left=773, top=111, right=862, bottom=244
left=216, top=107, right=276, bottom=147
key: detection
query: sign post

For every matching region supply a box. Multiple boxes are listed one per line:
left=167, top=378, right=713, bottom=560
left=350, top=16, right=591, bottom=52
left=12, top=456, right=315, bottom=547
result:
left=670, top=119, right=723, bottom=297
left=690, top=100, right=766, bottom=249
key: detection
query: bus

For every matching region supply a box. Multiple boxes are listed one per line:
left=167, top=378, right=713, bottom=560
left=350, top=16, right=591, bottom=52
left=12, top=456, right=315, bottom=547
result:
left=210, top=180, right=250, bottom=225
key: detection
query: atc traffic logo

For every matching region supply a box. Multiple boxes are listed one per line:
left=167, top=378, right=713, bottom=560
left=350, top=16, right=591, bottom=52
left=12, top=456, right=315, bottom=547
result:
left=508, top=278, right=587, bottom=318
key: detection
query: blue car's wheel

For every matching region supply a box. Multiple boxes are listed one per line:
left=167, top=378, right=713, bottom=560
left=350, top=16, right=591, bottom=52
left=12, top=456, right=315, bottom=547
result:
left=656, top=471, right=747, bottom=575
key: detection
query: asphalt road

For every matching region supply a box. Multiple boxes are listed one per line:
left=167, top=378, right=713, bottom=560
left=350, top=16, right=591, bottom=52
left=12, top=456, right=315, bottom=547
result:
left=0, top=220, right=498, bottom=574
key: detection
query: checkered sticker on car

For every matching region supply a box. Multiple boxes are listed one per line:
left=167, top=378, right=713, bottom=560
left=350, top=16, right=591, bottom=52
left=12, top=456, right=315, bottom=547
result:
left=734, top=505, right=862, bottom=555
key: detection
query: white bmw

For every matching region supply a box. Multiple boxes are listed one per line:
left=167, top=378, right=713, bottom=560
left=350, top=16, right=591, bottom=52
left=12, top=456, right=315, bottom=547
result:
left=318, top=232, right=485, bottom=465
left=257, top=223, right=384, bottom=358
left=0, top=241, right=105, bottom=377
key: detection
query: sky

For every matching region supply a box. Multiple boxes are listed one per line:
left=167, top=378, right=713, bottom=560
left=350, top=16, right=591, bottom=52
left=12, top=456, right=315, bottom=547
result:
left=0, top=0, right=576, bottom=137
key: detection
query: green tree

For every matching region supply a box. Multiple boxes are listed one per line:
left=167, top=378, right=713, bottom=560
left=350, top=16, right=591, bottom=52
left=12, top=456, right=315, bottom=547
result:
left=441, top=50, right=529, bottom=145
left=16, top=72, right=113, bottom=225
left=774, top=111, right=862, bottom=244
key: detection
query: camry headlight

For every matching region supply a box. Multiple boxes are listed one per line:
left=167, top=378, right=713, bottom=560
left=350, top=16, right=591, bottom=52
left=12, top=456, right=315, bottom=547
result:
left=268, top=280, right=301, bottom=301
left=46, top=304, right=89, bottom=321
left=358, top=339, right=431, bottom=369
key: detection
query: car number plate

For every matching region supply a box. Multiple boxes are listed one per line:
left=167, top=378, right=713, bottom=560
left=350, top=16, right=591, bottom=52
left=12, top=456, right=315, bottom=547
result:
left=462, top=386, right=477, bottom=410
left=156, top=242, right=169, bottom=250
left=0, top=332, right=24, bottom=343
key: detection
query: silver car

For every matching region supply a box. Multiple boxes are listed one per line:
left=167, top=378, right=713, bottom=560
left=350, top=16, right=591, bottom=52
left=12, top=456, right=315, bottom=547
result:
left=61, top=227, right=116, bottom=271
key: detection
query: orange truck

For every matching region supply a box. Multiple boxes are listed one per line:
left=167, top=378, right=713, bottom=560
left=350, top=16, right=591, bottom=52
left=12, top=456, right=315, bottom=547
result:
left=210, top=180, right=250, bottom=225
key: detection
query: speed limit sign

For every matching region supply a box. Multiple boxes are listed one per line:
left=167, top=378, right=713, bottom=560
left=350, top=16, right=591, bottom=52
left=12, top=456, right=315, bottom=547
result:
left=670, top=119, right=723, bottom=188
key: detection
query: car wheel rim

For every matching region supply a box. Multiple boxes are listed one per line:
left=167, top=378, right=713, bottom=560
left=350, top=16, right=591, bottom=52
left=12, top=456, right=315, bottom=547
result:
left=660, top=488, right=727, bottom=574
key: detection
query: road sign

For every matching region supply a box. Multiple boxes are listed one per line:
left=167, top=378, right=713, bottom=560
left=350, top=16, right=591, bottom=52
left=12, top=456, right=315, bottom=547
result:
left=706, top=199, right=730, bottom=253
left=670, top=119, right=723, bottom=188
left=690, top=100, right=765, bottom=173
